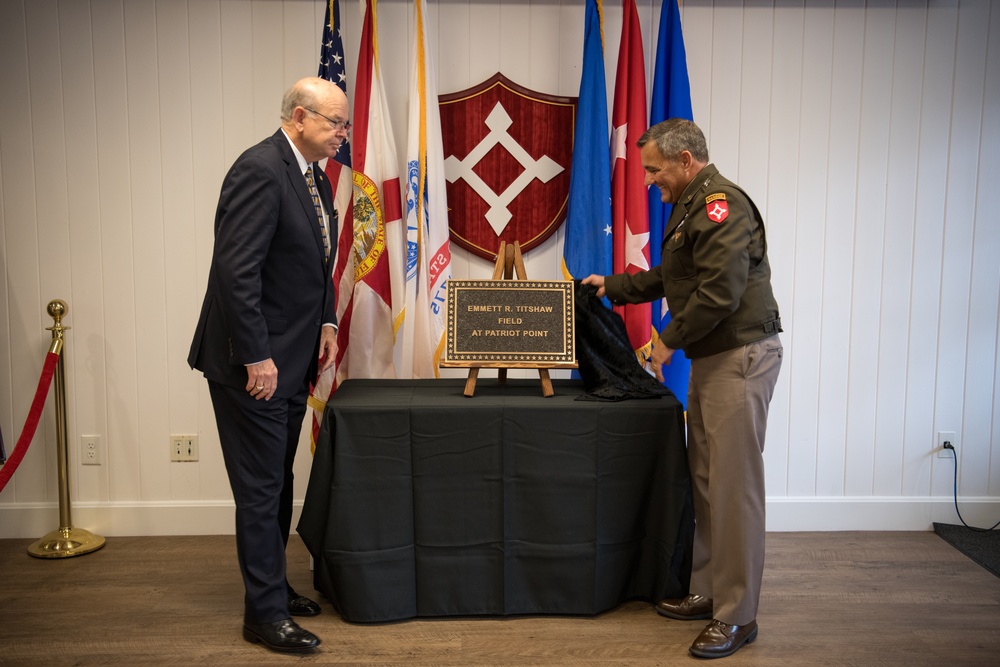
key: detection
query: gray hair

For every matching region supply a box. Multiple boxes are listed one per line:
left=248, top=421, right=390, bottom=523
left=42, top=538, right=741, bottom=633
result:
left=280, top=81, right=320, bottom=122
left=637, top=119, right=709, bottom=163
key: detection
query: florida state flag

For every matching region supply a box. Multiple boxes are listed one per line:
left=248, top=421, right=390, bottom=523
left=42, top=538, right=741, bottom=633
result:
left=440, top=73, right=575, bottom=260
left=334, top=0, right=404, bottom=383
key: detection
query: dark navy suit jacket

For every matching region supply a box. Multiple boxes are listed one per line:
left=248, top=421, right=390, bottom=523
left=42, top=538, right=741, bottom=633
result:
left=188, top=130, right=337, bottom=398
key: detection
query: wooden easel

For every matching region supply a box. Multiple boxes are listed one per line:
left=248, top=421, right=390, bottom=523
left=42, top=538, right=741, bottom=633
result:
left=460, top=240, right=553, bottom=398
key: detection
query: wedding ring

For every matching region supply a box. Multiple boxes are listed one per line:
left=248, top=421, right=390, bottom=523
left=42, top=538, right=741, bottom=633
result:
left=255, top=385, right=264, bottom=390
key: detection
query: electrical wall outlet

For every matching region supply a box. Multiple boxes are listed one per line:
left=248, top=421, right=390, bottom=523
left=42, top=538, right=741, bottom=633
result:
left=937, top=431, right=957, bottom=459
left=170, top=434, right=199, bottom=462
left=81, top=435, right=102, bottom=465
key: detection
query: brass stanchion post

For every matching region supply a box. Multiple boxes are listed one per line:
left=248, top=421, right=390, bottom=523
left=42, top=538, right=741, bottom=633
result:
left=27, top=300, right=106, bottom=558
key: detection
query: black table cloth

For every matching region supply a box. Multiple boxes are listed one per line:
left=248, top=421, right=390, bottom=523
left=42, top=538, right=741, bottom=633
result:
left=297, top=378, right=693, bottom=623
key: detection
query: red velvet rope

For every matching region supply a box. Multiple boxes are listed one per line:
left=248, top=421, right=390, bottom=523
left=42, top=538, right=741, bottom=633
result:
left=0, top=351, right=61, bottom=494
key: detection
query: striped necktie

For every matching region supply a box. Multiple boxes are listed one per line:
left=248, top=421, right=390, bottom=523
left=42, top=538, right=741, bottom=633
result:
left=304, top=165, right=330, bottom=264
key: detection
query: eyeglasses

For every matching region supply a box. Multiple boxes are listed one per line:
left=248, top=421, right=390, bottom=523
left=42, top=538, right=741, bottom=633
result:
left=304, top=107, right=351, bottom=133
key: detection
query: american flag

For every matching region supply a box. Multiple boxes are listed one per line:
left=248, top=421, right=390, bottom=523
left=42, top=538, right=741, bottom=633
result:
left=318, top=0, right=351, bottom=164
left=309, top=0, right=356, bottom=449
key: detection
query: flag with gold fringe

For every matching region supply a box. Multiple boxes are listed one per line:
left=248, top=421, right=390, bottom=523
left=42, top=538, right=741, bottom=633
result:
left=401, top=0, right=452, bottom=378
left=561, top=0, right=612, bottom=284
left=309, top=0, right=354, bottom=448
left=334, top=0, right=404, bottom=384
left=610, top=0, right=652, bottom=361
left=649, top=0, right=694, bottom=408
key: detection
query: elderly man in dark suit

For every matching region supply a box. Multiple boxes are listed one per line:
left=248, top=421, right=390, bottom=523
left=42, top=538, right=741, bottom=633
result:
left=188, top=76, right=348, bottom=653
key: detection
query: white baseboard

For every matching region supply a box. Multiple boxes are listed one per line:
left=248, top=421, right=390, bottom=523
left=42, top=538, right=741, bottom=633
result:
left=766, top=496, right=1000, bottom=531
left=0, top=497, right=997, bottom=539
left=0, top=501, right=302, bottom=540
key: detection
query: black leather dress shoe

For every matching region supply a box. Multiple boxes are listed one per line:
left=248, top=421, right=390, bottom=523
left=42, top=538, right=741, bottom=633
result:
left=655, top=594, right=713, bottom=620
left=689, top=619, right=758, bottom=659
left=288, top=593, right=321, bottom=616
left=243, top=618, right=321, bottom=653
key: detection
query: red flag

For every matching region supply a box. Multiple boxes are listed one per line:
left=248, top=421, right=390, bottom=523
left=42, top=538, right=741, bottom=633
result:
left=610, top=0, right=652, bottom=358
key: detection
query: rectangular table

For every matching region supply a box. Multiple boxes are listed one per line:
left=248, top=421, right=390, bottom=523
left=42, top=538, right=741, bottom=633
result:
left=297, top=378, right=693, bottom=623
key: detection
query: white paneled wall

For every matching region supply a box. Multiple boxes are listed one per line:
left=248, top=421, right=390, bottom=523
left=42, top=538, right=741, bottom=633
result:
left=0, top=0, right=997, bottom=537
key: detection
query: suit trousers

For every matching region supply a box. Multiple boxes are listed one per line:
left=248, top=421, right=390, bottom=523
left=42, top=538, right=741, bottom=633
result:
left=686, top=334, right=782, bottom=626
left=209, top=379, right=309, bottom=625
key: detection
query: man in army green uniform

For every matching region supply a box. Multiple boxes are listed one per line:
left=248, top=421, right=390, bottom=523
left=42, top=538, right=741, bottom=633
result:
left=584, top=118, right=783, bottom=660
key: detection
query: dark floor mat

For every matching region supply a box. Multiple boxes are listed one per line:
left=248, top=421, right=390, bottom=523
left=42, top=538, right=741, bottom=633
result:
left=933, top=522, right=1000, bottom=578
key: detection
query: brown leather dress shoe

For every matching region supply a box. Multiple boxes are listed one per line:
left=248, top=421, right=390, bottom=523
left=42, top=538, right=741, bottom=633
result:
left=243, top=618, right=321, bottom=653
left=689, top=619, right=758, bottom=659
left=655, top=594, right=713, bottom=620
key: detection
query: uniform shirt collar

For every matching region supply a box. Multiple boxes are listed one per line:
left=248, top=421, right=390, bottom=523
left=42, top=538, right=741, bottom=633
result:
left=679, top=163, right=720, bottom=207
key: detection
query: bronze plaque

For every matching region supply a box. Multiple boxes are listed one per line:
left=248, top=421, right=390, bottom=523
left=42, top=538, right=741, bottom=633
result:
left=445, top=280, right=576, bottom=365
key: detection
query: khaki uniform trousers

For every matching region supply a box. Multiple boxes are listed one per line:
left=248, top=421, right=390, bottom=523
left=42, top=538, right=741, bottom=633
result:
left=686, top=334, right=783, bottom=626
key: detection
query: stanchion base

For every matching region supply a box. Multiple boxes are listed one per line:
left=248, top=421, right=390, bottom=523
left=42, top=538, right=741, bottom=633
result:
left=27, top=526, right=106, bottom=559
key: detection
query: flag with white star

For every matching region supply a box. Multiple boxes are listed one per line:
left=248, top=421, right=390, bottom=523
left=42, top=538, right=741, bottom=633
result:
left=610, top=0, right=653, bottom=359
left=310, top=0, right=355, bottom=449
left=318, top=0, right=351, bottom=163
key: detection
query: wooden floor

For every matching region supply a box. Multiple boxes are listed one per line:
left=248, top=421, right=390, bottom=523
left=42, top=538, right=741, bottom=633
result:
left=1, top=532, right=998, bottom=666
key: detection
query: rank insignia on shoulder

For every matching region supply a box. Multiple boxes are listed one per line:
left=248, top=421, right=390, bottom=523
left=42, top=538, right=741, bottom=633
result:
left=705, top=193, right=729, bottom=223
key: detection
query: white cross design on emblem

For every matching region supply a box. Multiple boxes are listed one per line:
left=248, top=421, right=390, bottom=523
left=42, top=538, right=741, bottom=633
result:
left=708, top=202, right=727, bottom=222
left=444, top=102, right=564, bottom=235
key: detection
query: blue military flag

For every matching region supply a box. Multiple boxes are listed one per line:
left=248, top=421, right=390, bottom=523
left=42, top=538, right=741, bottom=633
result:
left=649, top=0, right=693, bottom=408
left=561, top=0, right=612, bottom=284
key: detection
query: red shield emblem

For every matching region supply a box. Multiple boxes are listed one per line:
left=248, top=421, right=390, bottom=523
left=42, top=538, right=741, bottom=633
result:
left=705, top=196, right=729, bottom=223
left=439, top=73, right=576, bottom=260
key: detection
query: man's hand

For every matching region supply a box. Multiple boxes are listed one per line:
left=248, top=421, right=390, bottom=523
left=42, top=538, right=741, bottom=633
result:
left=581, top=274, right=606, bottom=298
left=318, top=326, right=338, bottom=374
left=246, top=359, right=278, bottom=401
left=649, top=337, right=676, bottom=383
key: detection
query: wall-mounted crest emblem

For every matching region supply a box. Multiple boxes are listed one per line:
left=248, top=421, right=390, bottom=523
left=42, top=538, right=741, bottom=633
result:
left=439, top=73, right=576, bottom=260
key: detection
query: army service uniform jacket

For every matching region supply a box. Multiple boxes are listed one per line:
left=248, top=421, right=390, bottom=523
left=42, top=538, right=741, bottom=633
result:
left=604, top=164, right=781, bottom=359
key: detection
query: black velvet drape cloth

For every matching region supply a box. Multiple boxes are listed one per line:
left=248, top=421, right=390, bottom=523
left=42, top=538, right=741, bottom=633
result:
left=573, top=281, right=675, bottom=401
